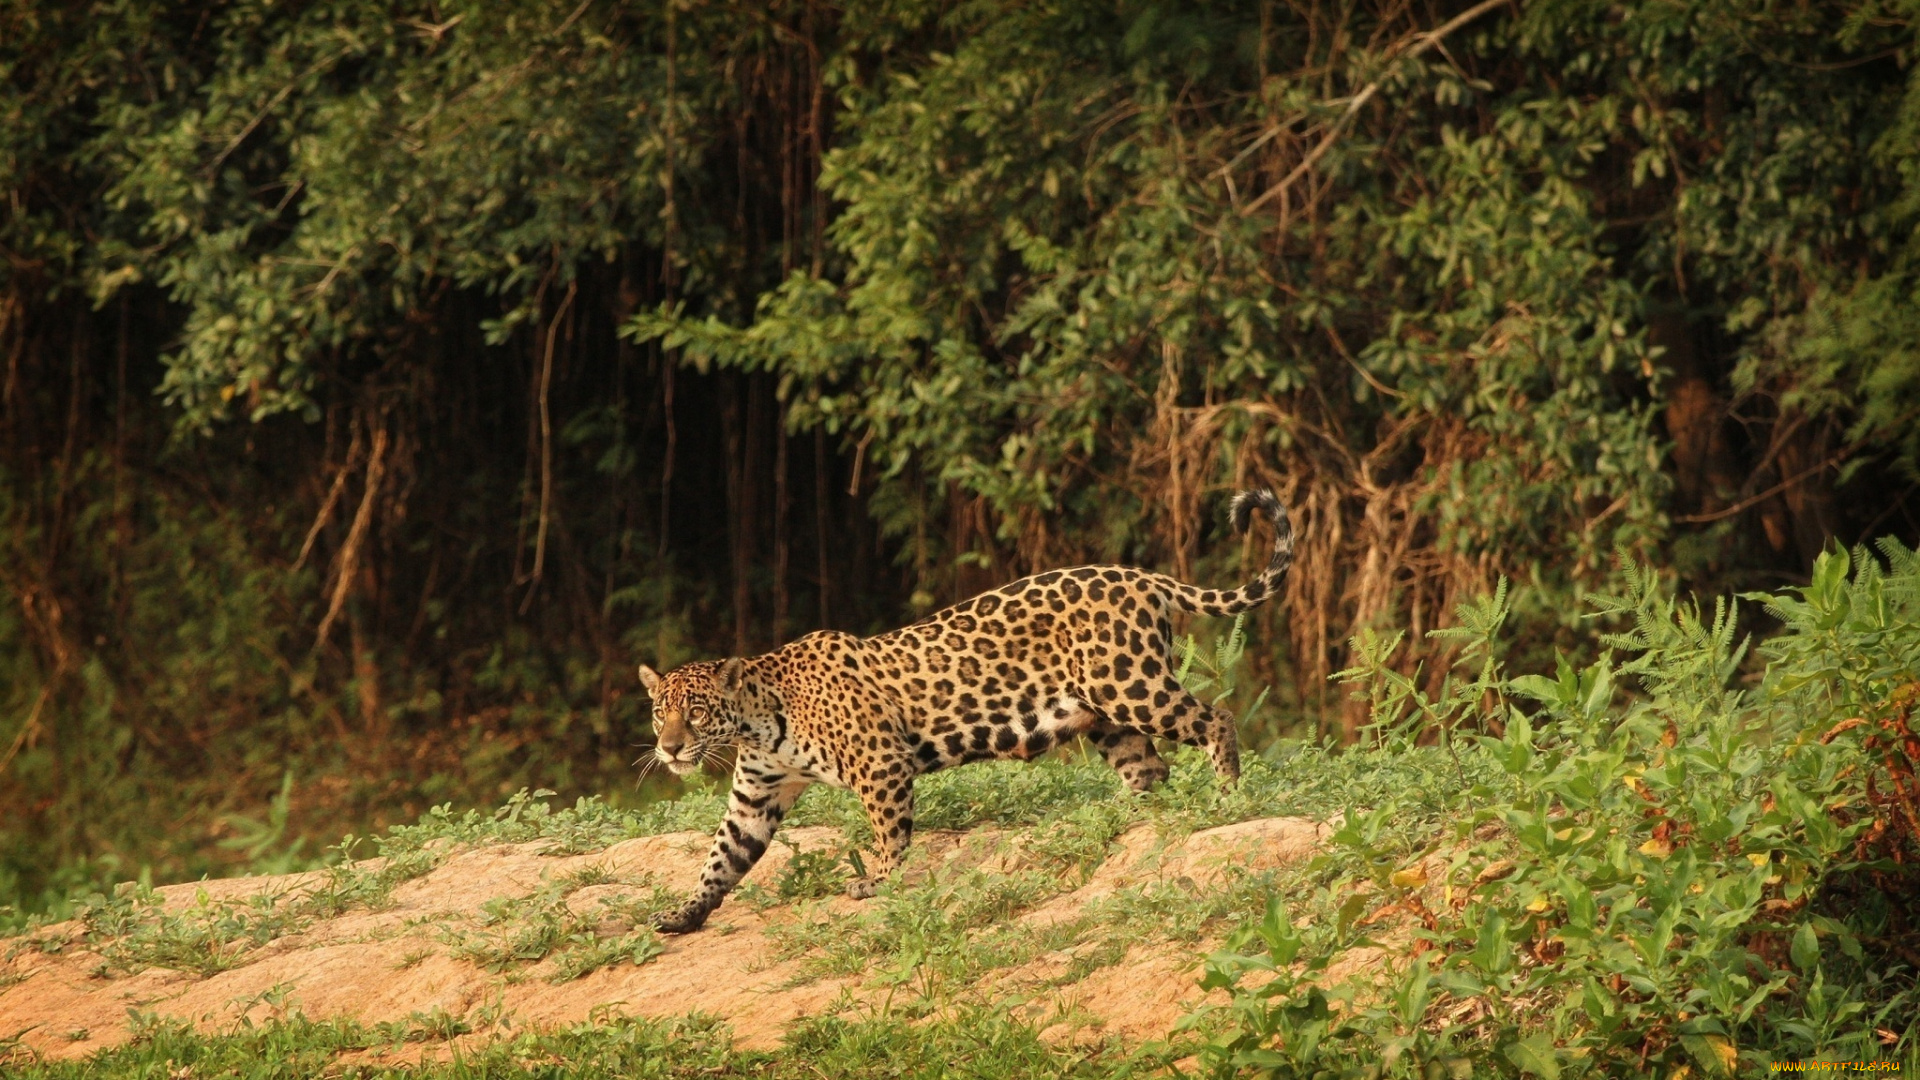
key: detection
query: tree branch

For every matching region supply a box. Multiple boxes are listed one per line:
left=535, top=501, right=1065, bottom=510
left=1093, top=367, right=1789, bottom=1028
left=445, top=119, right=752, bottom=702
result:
left=1241, top=0, right=1512, bottom=216
left=522, top=278, right=577, bottom=613
left=314, top=422, right=389, bottom=654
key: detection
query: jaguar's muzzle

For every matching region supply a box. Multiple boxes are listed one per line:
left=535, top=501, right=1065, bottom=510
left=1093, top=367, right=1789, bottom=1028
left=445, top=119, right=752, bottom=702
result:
left=657, top=743, right=703, bottom=776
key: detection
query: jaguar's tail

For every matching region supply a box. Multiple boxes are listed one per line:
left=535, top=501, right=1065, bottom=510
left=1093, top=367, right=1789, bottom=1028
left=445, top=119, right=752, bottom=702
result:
left=1160, top=489, right=1294, bottom=617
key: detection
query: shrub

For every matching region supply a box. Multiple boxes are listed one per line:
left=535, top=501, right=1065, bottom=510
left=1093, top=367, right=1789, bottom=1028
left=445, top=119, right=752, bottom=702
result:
left=1191, top=543, right=1920, bottom=1076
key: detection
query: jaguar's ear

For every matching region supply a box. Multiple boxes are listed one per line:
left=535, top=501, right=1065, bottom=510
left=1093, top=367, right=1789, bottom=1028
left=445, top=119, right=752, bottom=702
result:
left=638, top=665, right=662, bottom=695
left=716, top=657, right=746, bottom=696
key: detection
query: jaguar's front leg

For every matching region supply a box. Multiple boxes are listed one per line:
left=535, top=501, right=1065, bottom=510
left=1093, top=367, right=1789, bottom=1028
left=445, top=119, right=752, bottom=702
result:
left=655, top=771, right=808, bottom=934
left=847, top=766, right=915, bottom=900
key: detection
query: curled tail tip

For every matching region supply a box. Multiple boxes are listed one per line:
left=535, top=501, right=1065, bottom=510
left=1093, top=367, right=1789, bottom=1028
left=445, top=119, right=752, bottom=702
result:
left=1229, top=488, right=1283, bottom=534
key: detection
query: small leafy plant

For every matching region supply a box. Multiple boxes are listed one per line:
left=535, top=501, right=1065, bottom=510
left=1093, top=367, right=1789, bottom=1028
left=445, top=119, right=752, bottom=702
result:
left=72, top=884, right=298, bottom=978
left=439, top=874, right=669, bottom=984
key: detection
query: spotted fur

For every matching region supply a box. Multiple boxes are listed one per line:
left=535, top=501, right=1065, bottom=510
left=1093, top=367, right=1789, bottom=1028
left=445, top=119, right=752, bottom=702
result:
left=638, top=489, right=1293, bottom=933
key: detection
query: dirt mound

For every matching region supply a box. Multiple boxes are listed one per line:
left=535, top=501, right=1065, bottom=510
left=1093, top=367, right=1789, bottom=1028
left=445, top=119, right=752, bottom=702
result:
left=0, top=817, right=1328, bottom=1062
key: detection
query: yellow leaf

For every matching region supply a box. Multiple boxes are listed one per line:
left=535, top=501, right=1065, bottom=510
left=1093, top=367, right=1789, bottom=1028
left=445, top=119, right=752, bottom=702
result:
left=1638, top=837, right=1673, bottom=859
left=1391, top=865, right=1429, bottom=889
left=1746, top=853, right=1770, bottom=868
left=1526, top=895, right=1550, bottom=913
left=1707, top=1036, right=1737, bottom=1073
left=1473, top=860, right=1517, bottom=885
left=220, top=384, right=237, bottom=402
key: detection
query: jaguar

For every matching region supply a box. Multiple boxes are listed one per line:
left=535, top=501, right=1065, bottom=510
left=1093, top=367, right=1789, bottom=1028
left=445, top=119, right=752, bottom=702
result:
left=638, top=488, right=1293, bottom=933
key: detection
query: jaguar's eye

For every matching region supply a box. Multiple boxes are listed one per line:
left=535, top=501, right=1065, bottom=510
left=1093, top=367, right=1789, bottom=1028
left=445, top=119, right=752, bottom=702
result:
left=688, top=705, right=708, bottom=723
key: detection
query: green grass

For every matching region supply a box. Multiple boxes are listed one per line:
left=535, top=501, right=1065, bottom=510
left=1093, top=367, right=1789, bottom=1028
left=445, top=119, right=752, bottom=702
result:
left=0, top=1010, right=1179, bottom=1079
left=710, top=741, right=1485, bottom=1006
left=1, top=843, right=446, bottom=979
left=348, top=727, right=1487, bottom=862
left=1, top=734, right=1482, bottom=1004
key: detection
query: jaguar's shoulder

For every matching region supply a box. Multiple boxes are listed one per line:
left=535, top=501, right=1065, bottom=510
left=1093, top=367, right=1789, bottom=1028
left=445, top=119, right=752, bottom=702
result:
left=759, top=629, right=867, bottom=677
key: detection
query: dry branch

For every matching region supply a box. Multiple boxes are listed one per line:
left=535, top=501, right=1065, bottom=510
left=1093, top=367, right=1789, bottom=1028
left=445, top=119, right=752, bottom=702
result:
left=0, top=682, right=53, bottom=780
left=314, top=423, right=389, bottom=654
left=1241, top=0, right=1512, bottom=216
left=295, top=424, right=365, bottom=573
left=522, top=279, right=577, bottom=613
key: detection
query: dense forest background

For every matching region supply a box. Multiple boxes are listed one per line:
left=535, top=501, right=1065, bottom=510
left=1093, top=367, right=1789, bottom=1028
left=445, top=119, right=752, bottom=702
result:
left=4, top=0, right=1920, bottom=918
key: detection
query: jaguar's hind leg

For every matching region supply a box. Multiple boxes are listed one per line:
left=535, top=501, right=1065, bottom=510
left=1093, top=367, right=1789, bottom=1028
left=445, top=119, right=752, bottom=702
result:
left=1088, top=721, right=1169, bottom=792
left=1103, top=677, right=1241, bottom=786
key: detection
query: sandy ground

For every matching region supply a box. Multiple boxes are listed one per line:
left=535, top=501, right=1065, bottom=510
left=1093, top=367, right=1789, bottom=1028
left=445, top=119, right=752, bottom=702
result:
left=0, top=816, right=1332, bottom=1063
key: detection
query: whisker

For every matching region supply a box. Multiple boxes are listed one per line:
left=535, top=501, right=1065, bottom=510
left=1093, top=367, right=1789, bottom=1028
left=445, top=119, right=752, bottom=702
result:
left=633, top=752, right=664, bottom=790
left=632, top=739, right=660, bottom=770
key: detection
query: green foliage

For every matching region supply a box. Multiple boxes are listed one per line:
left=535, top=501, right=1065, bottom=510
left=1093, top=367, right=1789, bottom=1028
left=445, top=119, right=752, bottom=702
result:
left=218, top=772, right=310, bottom=875
left=770, top=844, right=854, bottom=903
left=66, top=883, right=300, bottom=978
left=1753, top=539, right=1920, bottom=712
left=0, top=0, right=785, bottom=926
left=0, top=445, right=689, bottom=925
left=28, top=1, right=654, bottom=426
left=627, top=0, right=1920, bottom=686
left=440, top=871, right=668, bottom=983
left=1191, top=549, right=1920, bottom=1076
left=0, top=458, right=313, bottom=923
left=1335, top=578, right=1515, bottom=749
left=7, top=0, right=1920, bottom=929
left=1179, top=615, right=1279, bottom=741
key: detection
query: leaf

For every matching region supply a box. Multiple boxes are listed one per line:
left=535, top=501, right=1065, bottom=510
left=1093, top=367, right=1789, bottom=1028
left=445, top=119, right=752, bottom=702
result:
left=1395, top=956, right=1432, bottom=1025
left=1256, top=896, right=1303, bottom=965
left=1508, top=673, right=1565, bottom=706
left=1680, top=1034, right=1738, bottom=1076
left=1561, top=878, right=1596, bottom=935
left=1473, top=860, right=1517, bottom=886
left=1472, top=910, right=1512, bottom=975
left=1502, top=1034, right=1561, bottom=1079
left=1581, top=978, right=1617, bottom=1021
left=1336, top=891, right=1369, bottom=938
left=1791, top=922, right=1820, bottom=972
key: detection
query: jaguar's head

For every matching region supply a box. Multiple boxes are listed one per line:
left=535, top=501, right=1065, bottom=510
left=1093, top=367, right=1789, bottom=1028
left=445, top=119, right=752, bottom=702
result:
left=637, top=658, right=748, bottom=777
